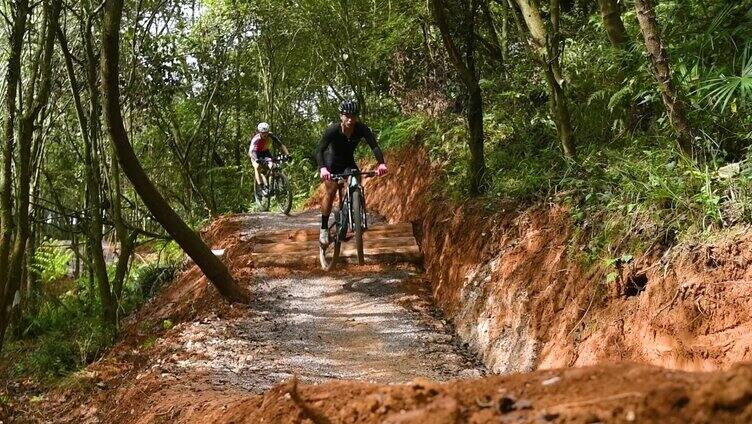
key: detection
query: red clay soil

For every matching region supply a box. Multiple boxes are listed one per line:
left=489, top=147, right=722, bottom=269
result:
left=202, top=363, right=752, bottom=424
left=360, top=145, right=752, bottom=374
left=30, top=361, right=752, bottom=423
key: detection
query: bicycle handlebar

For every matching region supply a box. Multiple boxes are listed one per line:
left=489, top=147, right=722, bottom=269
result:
left=263, top=154, right=291, bottom=164
left=330, top=170, right=377, bottom=181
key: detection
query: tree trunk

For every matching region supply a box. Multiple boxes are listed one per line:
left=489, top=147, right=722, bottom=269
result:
left=545, top=68, right=576, bottom=158
left=101, top=0, right=248, bottom=303
left=500, top=2, right=509, bottom=63
left=0, top=0, right=61, bottom=347
left=0, top=0, right=29, bottom=347
left=467, top=84, right=486, bottom=193
left=597, top=0, right=628, bottom=48
left=430, top=0, right=486, bottom=195
left=85, top=13, right=117, bottom=326
left=512, top=0, right=576, bottom=158
left=634, top=0, right=694, bottom=155
left=109, top=143, right=135, bottom=305
left=479, top=1, right=506, bottom=69
left=58, top=16, right=117, bottom=326
left=22, top=102, right=48, bottom=318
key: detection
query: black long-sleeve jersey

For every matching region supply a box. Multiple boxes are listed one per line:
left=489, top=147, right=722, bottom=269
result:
left=315, top=122, right=385, bottom=173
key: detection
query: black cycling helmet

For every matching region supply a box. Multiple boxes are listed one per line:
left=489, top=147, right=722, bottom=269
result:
left=339, top=100, right=359, bottom=115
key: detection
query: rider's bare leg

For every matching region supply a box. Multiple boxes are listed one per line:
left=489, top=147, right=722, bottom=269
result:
left=252, top=160, right=270, bottom=188
left=322, top=181, right=339, bottom=215
left=321, top=180, right=340, bottom=228
left=252, top=161, right=263, bottom=185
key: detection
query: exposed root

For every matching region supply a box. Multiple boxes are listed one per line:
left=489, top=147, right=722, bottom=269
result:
left=287, top=376, right=332, bottom=424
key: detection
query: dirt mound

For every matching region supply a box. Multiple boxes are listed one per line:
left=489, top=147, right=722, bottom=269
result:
left=237, top=363, right=752, bottom=424
left=48, top=362, right=752, bottom=423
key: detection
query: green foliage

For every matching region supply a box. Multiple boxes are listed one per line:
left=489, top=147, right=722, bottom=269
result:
left=30, top=240, right=73, bottom=285
left=161, top=319, right=174, bottom=330
left=152, top=240, right=185, bottom=265
left=134, top=262, right=179, bottom=299
left=377, top=115, right=433, bottom=149
left=378, top=115, right=472, bottom=198
left=9, top=241, right=184, bottom=384
left=700, top=44, right=752, bottom=113
left=10, top=283, right=117, bottom=382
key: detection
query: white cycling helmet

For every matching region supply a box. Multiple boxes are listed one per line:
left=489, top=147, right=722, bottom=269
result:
left=257, top=122, right=270, bottom=133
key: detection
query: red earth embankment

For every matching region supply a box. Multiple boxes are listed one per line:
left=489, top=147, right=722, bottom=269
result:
left=69, top=363, right=752, bottom=423
left=360, top=145, right=752, bottom=373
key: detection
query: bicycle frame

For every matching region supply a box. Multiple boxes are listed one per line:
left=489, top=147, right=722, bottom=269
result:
left=330, top=171, right=373, bottom=242
left=258, top=155, right=289, bottom=193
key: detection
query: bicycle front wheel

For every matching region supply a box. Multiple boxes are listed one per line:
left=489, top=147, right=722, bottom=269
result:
left=352, top=189, right=365, bottom=265
left=273, top=172, right=293, bottom=215
left=253, top=178, right=270, bottom=212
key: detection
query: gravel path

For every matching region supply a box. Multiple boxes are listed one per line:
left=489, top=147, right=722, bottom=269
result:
left=165, top=212, right=485, bottom=393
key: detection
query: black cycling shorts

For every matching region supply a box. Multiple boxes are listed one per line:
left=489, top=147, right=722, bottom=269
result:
left=252, top=150, right=272, bottom=164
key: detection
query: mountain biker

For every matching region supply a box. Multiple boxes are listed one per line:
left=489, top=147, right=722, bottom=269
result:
left=248, top=122, right=289, bottom=195
left=316, top=100, right=387, bottom=245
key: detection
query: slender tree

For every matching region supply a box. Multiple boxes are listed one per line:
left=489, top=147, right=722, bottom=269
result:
left=598, top=0, right=628, bottom=49
left=510, top=0, right=576, bottom=158
left=101, top=0, right=249, bottom=304
left=430, top=0, right=487, bottom=195
left=0, top=0, right=63, bottom=348
left=634, top=0, right=694, bottom=155
left=0, top=0, right=31, bottom=350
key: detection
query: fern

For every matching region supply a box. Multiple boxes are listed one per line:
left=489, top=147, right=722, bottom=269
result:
left=30, top=240, right=73, bottom=285
left=608, top=84, right=634, bottom=112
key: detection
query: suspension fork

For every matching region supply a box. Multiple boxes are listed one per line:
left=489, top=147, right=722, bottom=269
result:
left=360, top=183, right=368, bottom=228
left=347, top=175, right=362, bottom=228
left=346, top=186, right=354, bottom=228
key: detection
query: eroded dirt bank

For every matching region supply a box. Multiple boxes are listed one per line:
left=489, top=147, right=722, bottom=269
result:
left=360, top=145, right=752, bottom=373
left=164, top=362, right=752, bottom=423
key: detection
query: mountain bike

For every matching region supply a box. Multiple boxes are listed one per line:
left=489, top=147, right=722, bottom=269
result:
left=253, top=154, right=293, bottom=215
left=319, top=169, right=376, bottom=270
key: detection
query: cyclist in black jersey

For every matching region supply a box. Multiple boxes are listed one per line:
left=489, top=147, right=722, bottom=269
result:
left=316, top=100, right=387, bottom=245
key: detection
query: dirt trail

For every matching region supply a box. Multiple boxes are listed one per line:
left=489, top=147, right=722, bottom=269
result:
left=27, top=211, right=483, bottom=422
left=169, top=246, right=484, bottom=392
left=205, top=211, right=482, bottom=389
